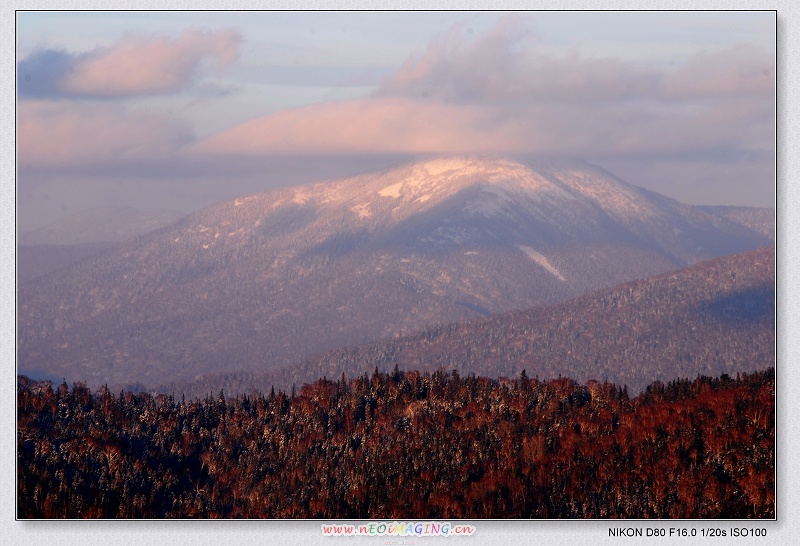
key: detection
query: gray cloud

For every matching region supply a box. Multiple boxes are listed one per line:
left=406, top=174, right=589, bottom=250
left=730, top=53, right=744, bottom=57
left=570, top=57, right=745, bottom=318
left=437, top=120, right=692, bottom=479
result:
left=375, top=18, right=660, bottom=104
left=17, top=49, right=75, bottom=99
left=17, top=29, right=242, bottom=100
left=375, top=19, right=773, bottom=106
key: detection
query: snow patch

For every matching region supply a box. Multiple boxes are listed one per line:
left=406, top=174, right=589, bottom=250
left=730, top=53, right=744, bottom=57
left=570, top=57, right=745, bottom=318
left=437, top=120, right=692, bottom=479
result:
left=518, top=246, right=566, bottom=281
left=234, top=195, right=258, bottom=206
left=351, top=203, right=372, bottom=218
left=422, top=158, right=463, bottom=177
left=292, top=190, right=311, bottom=204
left=379, top=182, right=403, bottom=198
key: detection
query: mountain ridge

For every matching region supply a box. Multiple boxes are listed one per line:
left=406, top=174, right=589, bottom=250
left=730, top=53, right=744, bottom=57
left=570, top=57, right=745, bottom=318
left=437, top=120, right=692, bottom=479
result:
left=17, top=156, right=772, bottom=389
left=18, top=206, right=185, bottom=246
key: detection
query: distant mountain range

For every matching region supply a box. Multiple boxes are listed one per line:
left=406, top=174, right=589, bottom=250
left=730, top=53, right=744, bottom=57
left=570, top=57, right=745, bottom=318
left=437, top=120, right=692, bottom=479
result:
left=17, top=207, right=186, bottom=282
left=699, top=205, right=775, bottom=241
left=17, top=156, right=772, bottom=390
left=17, top=242, right=119, bottom=283
left=18, top=206, right=186, bottom=246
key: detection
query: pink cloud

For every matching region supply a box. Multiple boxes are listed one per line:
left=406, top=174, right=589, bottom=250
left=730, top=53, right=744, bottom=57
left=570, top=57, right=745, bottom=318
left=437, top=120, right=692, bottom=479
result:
left=194, top=97, right=534, bottom=155
left=194, top=19, right=773, bottom=163
left=19, top=21, right=773, bottom=175
left=18, top=101, right=192, bottom=167
left=34, top=29, right=241, bottom=98
left=193, top=89, right=773, bottom=163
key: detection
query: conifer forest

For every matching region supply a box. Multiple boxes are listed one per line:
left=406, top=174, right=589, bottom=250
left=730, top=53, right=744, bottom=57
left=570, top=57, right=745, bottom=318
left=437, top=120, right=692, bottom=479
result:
left=17, top=368, right=774, bottom=519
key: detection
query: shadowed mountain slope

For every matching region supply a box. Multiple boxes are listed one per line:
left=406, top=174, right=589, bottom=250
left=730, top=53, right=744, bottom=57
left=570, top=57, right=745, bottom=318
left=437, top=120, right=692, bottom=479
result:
left=173, top=247, right=774, bottom=397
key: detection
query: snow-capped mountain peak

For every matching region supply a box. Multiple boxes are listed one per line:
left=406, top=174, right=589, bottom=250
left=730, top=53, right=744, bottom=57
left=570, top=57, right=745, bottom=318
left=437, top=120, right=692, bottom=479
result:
left=17, top=155, right=771, bottom=390
left=371, top=156, right=574, bottom=203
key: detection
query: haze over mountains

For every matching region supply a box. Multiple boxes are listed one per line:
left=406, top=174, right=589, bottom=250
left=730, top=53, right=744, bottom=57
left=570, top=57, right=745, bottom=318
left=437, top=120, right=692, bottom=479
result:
left=17, top=156, right=772, bottom=390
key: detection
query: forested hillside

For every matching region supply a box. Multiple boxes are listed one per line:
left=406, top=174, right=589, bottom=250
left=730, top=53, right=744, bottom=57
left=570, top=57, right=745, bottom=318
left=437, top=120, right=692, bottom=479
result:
left=18, top=369, right=774, bottom=519
left=171, top=247, right=774, bottom=398
left=700, top=205, right=775, bottom=241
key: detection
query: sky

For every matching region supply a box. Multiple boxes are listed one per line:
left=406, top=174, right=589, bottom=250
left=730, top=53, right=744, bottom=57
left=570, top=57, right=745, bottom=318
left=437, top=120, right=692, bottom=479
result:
left=15, top=11, right=776, bottom=231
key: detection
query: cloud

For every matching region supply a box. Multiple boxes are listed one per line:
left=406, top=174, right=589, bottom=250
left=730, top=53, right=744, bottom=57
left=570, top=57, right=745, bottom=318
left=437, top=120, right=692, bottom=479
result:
left=17, top=49, right=75, bottom=99
left=18, top=101, right=193, bottom=168
left=376, top=19, right=773, bottom=105
left=195, top=19, right=773, bottom=165
left=376, top=17, right=660, bottom=104
left=18, top=18, right=774, bottom=197
left=194, top=92, right=772, bottom=162
left=194, top=97, right=530, bottom=155
left=18, top=29, right=242, bottom=99
left=194, top=100, right=743, bottom=162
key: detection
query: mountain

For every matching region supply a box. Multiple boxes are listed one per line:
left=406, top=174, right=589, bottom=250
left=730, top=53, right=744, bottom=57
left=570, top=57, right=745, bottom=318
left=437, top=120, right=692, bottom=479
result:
left=700, top=205, right=775, bottom=241
left=18, top=206, right=186, bottom=246
left=17, top=242, right=119, bottom=284
left=17, top=156, right=771, bottom=389
left=174, top=247, right=774, bottom=397
left=17, top=206, right=186, bottom=283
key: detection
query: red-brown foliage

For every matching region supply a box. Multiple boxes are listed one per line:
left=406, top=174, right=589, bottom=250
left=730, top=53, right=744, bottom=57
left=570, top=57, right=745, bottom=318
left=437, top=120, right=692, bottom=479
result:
left=17, top=369, right=774, bottom=518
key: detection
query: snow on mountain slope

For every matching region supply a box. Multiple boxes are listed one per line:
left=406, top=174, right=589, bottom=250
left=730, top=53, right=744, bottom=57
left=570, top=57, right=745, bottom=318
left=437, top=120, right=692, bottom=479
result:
left=153, top=157, right=538, bottom=259
left=211, top=156, right=577, bottom=234
left=171, top=155, right=750, bottom=261
left=17, top=156, right=772, bottom=390
left=518, top=245, right=567, bottom=281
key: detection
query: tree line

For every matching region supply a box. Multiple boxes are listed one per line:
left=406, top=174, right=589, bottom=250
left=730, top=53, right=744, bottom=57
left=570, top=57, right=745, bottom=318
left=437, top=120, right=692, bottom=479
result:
left=18, top=367, right=774, bottom=518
